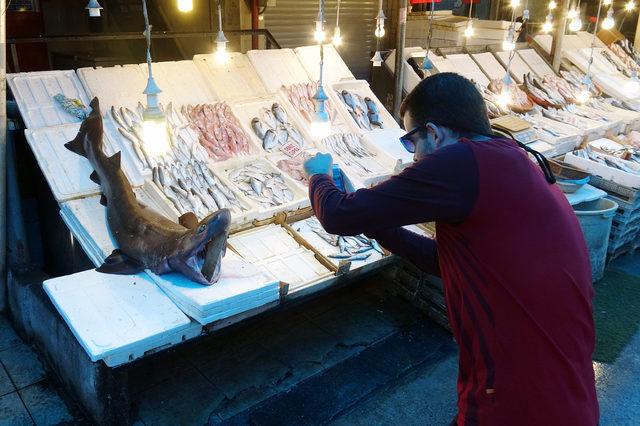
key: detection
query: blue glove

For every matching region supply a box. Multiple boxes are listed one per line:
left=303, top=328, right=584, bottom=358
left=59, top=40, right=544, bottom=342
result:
left=303, top=152, right=333, bottom=177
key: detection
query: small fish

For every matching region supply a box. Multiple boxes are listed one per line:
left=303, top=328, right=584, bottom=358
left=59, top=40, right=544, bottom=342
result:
left=276, top=126, right=289, bottom=145
left=364, top=97, right=383, bottom=128
left=261, top=108, right=278, bottom=129
left=341, top=90, right=358, bottom=111
left=250, top=177, right=263, bottom=195
left=284, top=123, right=304, bottom=146
left=110, top=106, right=128, bottom=129
left=272, top=103, right=288, bottom=124
left=251, top=117, right=267, bottom=140
left=263, top=129, right=278, bottom=151
left=208, top=187, right=228, bottom=209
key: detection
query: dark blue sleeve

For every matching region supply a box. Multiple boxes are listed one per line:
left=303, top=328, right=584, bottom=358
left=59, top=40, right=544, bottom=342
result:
left=308, top=142, right=478, bottom=274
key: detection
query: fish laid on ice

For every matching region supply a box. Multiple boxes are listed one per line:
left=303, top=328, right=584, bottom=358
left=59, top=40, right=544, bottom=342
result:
left=272, top=103, right=288, bottom=124
left=252, top=117, right=267, bottom=140
left=65, top=98, right=231, bottom=285
left=263, top=129, right=278, bottom=151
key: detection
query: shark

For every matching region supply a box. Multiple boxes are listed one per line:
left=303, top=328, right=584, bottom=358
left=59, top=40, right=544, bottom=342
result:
left=65, top=97, right=231, bottom=285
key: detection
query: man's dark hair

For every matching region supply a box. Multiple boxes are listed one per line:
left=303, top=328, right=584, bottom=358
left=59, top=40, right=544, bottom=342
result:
left=400, top=72, right=492, bottom=136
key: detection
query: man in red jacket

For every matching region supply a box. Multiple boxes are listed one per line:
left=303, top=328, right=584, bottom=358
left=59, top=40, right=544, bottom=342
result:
left=304, top=73, right=598, bottom=425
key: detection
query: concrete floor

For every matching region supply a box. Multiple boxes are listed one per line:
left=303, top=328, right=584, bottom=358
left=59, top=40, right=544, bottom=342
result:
left=0, top=253, right=639, bottom=425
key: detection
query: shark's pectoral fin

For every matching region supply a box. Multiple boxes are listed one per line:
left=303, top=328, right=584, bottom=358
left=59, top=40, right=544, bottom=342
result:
left=89, top=170, right=101, bottom=184
left=99, top=194, right=108, bottom=206
left=64, top=133, right=87, bottom=158
left=178, top=212, right=199, bottom=229
left=96, top=249, right=144, bottom=275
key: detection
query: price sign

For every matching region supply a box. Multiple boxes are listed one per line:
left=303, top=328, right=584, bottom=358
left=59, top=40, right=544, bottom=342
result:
left=280, top=141, right=304, bottom=158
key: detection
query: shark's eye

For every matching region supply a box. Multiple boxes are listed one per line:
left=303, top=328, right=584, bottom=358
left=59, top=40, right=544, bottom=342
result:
left=197, top=224, right=206, bottom=234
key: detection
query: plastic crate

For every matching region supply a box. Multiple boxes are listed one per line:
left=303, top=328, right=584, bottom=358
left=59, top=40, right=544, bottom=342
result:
left=590, top=176, right=640, bottom=204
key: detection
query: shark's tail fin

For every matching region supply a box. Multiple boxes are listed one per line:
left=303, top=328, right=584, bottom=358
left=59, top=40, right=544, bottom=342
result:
left=64, top=97, right=101, bottom=158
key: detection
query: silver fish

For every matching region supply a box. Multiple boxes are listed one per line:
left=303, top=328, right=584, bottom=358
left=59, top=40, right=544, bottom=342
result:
left=263, top=129, right=278, bottom=151
left=284, top=123, right=304, bottom=146
left=208, top=187, right=228, bottom=209
left=110, top=106, right=128, bottom=129
left=261, top=108, right=278, bottom=129
left=251, top=117, right=267, bottom=140
left=250, top=177, right=264, bottom=195
left=272, top=103, right=288, bottom=124
left=276, top=126, right=289, bottom=145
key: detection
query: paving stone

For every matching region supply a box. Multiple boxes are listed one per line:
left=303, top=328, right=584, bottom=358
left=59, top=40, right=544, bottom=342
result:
left=0, top=392, right=33, bottom=425
left=0, top=317, right=22, bottom=351
left=19, top=381, right=73, bottom=426
left=0, top=344, right=46, bottom=389
left=309, top=296, right=398, bottom=347
left=135, top=368, right=225, bottom=426
left=0, top=365, right=15, bottom=397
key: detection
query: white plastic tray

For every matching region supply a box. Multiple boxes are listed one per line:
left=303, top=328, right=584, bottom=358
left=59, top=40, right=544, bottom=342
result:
left=329, top=80, right=399, bottom=134
left=230, top=94, right=315, bottom=152
left=363, top=128, right=413, bottom=169
left=43, top=269, right=199, bottom=367
left=193, top=52, right=268, bottom=101
left=8, top=70, right=91, bottom=129
left=214, top=157, right=310, bottom=221
left=517, top=49, right=554, bottom=78
left=77, top=65, right=148, bottom=112
left=383, top=47, right=426, bottom=94
left=471, top=52, right=507, bottom=80
left=444, top=54, right=490, bottom=87
left=495, top=51, right=534, bottom=84
left=565, top=150, right=640, bottom=189
left=227, top=224, right=302, bottom=263
left=137, top=60, right=218, bottom=105
left=247, top=49, right=311, bottom=93
left=294, top=44, right=355, bottom=84
left=257, top=248, right=333, bottom=293
left=147, top=251, right=279, bottom=325
left=24, top=123, right=143, bottom=202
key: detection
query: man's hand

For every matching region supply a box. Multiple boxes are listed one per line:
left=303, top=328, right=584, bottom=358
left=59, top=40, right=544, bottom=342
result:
left=304, top=152, right=333, bottom=177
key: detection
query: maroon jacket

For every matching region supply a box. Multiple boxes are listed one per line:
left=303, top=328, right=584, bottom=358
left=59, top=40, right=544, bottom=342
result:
left=309, top=138, right=598, bottom=425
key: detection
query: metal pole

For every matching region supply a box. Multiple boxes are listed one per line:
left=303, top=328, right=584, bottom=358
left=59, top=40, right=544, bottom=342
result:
left=551, top=0, right=569, bottom=72
left=635, top=8, right=640, bottom=48
left=0, top=0, right=6, bottom=311
left=393, top=0, right=408, bottom=121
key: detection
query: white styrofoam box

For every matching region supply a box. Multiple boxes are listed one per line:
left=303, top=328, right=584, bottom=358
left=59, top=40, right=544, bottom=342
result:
left=320, top=133, right=397, bottom=188
left=137, top=60, right=218, bottom=105
left=576, top=31, right=606, bottom=49
left=542, top=109, right=609, bottom=140
left=565, top=150, right=640, bottom=189
left=523, top=115, right=582, bottom=148
left=43, top=269, right=199, bottom=367
left=77, top=65, right=148, bottom=112
left=364, top=128, right=413, bottom=168
left=594, top=73, right=640, bottom=103
left=383, top=48, right=426, bottom=94
left=290, top=218, right=385, bottom=270
left=430, top=55, right=456, bottom=73
left=565, top=184, right=607, bottom=206
left=534, top=34, right=553, bottom=54
left=517, top=49, right=555, bottom=78
left=147, top=251, right=279, bottom=324
left=227, top=224, right=301, bottom=263
left=8, top=71, right=91, bottom=129
left=193, top=52, right=268, bottom=101
left=384, top=47, right=425, bottom=75
left=573, top=105, right=625, bottom=135
left=101, top=114, right=151, bottom=183
left=589, top=48, right=622, bottom=76
left=593, top=101, right=640, bottom=131
left=527, top=140, right=555, bottom=157
left=214, top=157, right=309, bottom=220
left=257, top=248, right=333, bottom=293
left=230, top=94, right=316, bottom=150
left=247, top=49, right=311, bottom=93
left=329, top=80, right=399, bottom=134
left=134, top=181, right=182, bottom=222
left=472, top=52, right=507, bottom=80
left=294, top=44, right=355, bottom=85
left=495, top=51, right=534, bottom=84
left=589, top=137, right=626, bottom=151
left=444, top=54, right=490, bottom=88
left=24, top=123, right=143, bottom=202
left=279, top=84, right=356, bottom=137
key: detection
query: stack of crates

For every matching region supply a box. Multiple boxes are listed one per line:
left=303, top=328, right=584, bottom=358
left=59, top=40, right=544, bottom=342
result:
left=590, top=175, right=640, bottom=261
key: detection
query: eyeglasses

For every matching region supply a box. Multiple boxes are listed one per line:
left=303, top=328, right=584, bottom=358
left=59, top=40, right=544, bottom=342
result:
left=399, top=121, right=432, bottom=153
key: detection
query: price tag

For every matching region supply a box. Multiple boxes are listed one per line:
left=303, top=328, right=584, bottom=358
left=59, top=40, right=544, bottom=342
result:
left=280, top=141, right=304, bottom=158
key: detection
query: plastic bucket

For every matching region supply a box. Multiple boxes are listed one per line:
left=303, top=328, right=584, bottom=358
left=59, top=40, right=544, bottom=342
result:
left=573, top=198, right=619, bottom=282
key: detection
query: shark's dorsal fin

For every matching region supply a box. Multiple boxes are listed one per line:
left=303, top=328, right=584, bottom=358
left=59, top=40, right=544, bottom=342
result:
left=100, top=194, right=107, bottom=206
left=106, top=152, right=121, bottom=170
left=96, top=249, right=144, bottom=275
left=89, top=170, right=101, bottom=185
left=178, top=212, right=198, bottom=229
left=64, top=132, right=87, bottom=158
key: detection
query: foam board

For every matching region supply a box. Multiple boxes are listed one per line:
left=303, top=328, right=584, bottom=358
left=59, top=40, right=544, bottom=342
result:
left=227, top=224, right=301, bottom=263
left=247, top=49, right=311, bottom=93
left=472, top=52, right=507, bottom=80
left=517, top=49, right=555, bottom=78
left=495, top=51, right=534, bottom=84
left=137, top=60, right=218, bottom=106
left=295, top=44, right=355, bottom=84
left=363, top=128, right=413, bottom=168
left=43, top=270, right=197, bottom=367
left=258, top=249, right=333, bottom=292
left=193, top=52, right=268, bottom=101
left=445, top=54, right=490, bottom=87
left=8, top=70, right=91, bottom=129
left=77, top=65, right=148, bottom=112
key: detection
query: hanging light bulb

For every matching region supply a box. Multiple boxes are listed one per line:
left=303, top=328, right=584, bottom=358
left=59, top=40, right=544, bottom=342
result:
left=464, top=20, right=474, bottom=38
left=602, top=8, right=615, bottom=29
left=86, top=0, right=103, bottom=17
left=542, top=14, right=553, bottom=33
left=214, top=1, right=229, bottom=63
left=603, top=0, right=612, bottom=5
left=626, top=0, right=635, bottom=12
left=141, top=0, right=170, bottom=156
left=548, top=0, right=557, bottom=9
left=568, top=8, right=578, bottom=19
left=422, top=55, right=434, bottom=71
left=577, top=75, right=592, bottom=104
left=314, top=20, right=326, bottom=43
left=502, top=26, right=516, bottom=51
left=375, top=12, right=386, bottom=38
left=569, top=17, right=582, bottom=31
left=311, top=86, right=331, bottom=138
left=332, top=0, right=343, bottom=46
left=371, top=51, right=384, bottom=67
left=177, top=0, right=193, bottom=12
left=496, top=74, right=512, bottom=109
left=511, top=0, right=521, bottom=8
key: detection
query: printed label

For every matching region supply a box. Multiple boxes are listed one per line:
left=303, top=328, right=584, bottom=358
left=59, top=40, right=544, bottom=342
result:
left=280, top=141, right=304, bottom=158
